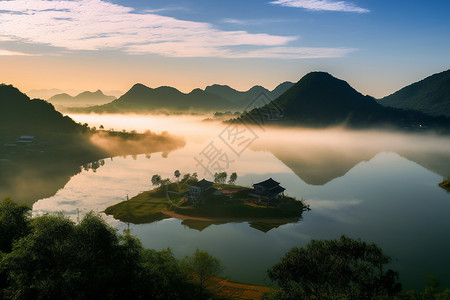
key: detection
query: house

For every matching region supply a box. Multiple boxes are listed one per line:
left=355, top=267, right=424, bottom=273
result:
left=189, top=179, right=214, bottom=205
left=249, top=178, right=285, bottom=203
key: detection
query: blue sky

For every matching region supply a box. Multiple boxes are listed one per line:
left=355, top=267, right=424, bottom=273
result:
left=0, top=0, right=449, bottom=98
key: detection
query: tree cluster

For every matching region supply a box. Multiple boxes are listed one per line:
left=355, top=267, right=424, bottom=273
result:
left=0, top=197, right=215, bottom=300
left=265, top=235, right=402, bottom=300
left=213, top=172, right=237, bottom=185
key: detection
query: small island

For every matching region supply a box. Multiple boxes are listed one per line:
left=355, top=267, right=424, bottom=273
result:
left=439, top=179, right=450, bottom=192
left=104, top=172, right=306, bottom=232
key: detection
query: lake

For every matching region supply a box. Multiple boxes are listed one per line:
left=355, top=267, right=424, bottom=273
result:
left=30, top=114, right=450, bottom=289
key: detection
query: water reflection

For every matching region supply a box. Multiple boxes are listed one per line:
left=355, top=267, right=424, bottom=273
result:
left=10, top=114, right=450, bottom=289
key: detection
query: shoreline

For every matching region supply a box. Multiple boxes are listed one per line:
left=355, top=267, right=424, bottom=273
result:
left=163, top=209, right=300, bottom=224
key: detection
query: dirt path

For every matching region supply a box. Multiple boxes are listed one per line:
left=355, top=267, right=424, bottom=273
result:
left=206, top=277, right=272, bottom=300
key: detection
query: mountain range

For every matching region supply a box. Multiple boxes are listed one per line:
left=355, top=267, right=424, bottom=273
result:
left=237, top=71, right=450, bottom=129
left=48, top=90, right=116, bottom=108
left=26, top=88, right=123, bottom=100
left=70, top=82, right=294, bottom=113
left=379, top=69, right=450, bottom=118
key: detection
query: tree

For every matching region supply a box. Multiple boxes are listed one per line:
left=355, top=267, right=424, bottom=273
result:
left=0, top=197, right=31, bottom=253
left=228, top=172, right=238, bottom=185
left=0, top=212, right=209, bottom=299
left=151, top=174, right=162, bottom=187
left=182, top=248, right=223, bottom=289
left=213, top=172, right=227, bottom=184
left=1, top=213, right=144, bottom=299
left=266, top=236, right=401, bottom=300
left=156, top=178, right=172, bottom=203
left=174, top=170, right=181, bottom=182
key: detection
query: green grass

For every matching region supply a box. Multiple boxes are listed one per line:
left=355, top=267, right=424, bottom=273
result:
left=105, top=184, right=304, bottom=225
left=104, top=188, right=175, bottom=224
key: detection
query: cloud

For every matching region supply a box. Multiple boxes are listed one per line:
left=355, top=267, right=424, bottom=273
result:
left=222, top=18, right=289, bottom=26
left=0, top=0, right=355, bottom=59
left=223, top=18, right=248, bottom=25
left=270, top=0, right=369, bottom=13
left=0, top=49, right=33, bottom=56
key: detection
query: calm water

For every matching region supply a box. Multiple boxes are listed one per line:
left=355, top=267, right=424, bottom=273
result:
left=31, top=114, right=450, bottom=289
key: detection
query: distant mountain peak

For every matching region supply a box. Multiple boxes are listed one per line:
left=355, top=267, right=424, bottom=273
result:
left=130, top=83, right=149, bottom=90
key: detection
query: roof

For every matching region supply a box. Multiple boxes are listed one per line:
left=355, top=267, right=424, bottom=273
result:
left=253, top=178, right=280, bottom=189
left=268, top=186, right=286, bottom=195
left=192, top=178, right=214, bottom=189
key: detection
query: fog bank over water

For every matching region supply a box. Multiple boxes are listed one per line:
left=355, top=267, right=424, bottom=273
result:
left=70, top=114, right=450, bottom=183
left=26, top=114, right=450, bottom=289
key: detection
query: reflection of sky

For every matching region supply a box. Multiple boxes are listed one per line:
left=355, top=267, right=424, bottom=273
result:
left=32, top=115, right=450, bottom=289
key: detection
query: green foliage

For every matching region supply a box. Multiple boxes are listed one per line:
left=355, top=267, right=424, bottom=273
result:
left=174, top=170, right=181, bottom=180
left=0, top=212, right=207, bottom=299
left=228, top=172, right=238, bottom=185
left=267, top=235, right=401, bottom=300
left=140, top=248, right=200, bottom=299
left=0, top=197, right=31, bottom=253
left=151, top=174, right=162, bottom=186
left=213, top=172, right=227, bottom=184
left=182, top=248, right=223, bottom=288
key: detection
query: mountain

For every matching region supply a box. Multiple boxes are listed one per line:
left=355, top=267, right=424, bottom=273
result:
left=271, top=81, right=295, bottom=99
left=204, top=81, right=294, bottom=105
left=74, top=81, right=294, bottom=114
left=379, top=69, right=450, bottom=117
left=0, top=84, right=83, bottom=139
left=237, top=72, right=450, bottom=129
left=74, top=83, right=237, bottom=113
left=27, top=88, right=65, bottom=100
left=48, top=89, right=116, bottom=108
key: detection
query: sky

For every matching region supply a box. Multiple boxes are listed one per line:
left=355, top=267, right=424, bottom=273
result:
left=0, top=0, right=449, bottom=98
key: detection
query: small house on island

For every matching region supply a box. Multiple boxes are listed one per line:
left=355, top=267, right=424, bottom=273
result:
left=189, top=179, right=214, bottom=205
left=249, top=178, right=285, bottom=203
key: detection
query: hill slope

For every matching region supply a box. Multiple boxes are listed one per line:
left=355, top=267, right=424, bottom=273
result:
left=379, top=69, right=450, bottom=117
left=237, top=72, right=450, bottom=128
left=0, top=84, right=83, bottom=139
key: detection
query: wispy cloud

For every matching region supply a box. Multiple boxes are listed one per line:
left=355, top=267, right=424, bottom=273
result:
left=0, top=49, right=33, bottom=56
left=222, top=18, right=289, bottom=26
left=0, top=0, right=355, bottom=59
left=270, top=0, right=369, bottom=13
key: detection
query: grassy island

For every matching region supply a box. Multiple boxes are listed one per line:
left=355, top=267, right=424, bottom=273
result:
left=104, top=180, right=305, bottom=231
left=439, top=179, right=450, bottom=192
